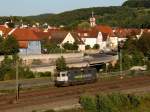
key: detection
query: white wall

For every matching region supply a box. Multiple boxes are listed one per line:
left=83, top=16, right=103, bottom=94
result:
left=62, top=33, right=75, bottom=44
left=78, top=44, right=85, bottom=51
left=107, top=37, right=118, bottom=50
left=0, top=31, right=3, bottom=36
left=82, top=38, right=97, bottom=48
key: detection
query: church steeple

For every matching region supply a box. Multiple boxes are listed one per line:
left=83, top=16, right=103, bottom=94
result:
left=90, top=11, right=96, bottom=27
left=92, top=11, right=94, bottom=17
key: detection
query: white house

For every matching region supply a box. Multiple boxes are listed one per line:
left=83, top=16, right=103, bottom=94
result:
left=50, top=31, right=85, bottom=51
left=77, top=25, right=117, bottom=51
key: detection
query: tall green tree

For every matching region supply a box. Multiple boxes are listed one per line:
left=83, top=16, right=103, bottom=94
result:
left=78, top=22, right=91, bottom=30
left=137, top=32, right=150, bottom=58
left=2, top=35, right=19, bottom=55
left=0, top=36, right=4, bottom=55
left=56, top=56, right=68, bottom=71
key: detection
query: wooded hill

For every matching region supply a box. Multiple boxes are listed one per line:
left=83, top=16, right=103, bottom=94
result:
left=0, top=0, right=150, bottom=29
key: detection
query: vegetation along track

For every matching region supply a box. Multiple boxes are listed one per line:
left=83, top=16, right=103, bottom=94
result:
left=0, top=75, right=150, bottom=110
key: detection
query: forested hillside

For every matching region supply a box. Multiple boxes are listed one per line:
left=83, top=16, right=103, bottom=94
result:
left=122, top=0, right=150, bottom=8
left=0, top=0, right=150, bottom=28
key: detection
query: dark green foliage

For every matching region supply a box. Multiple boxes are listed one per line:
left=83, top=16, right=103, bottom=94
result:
left=1, top=5, right=150, bottom=28
left=37, top=72, right=51, bottom=78
left=0, top=36, right=4, bottom=55
left=80, top=95, right=97, bottom=112
left=80, top=93, right=150, bottom=112
left=138, top=33, right=150, bottom=57
left=110, top=37, right=145, bottom=72
left=0, top=55, right=34, bottom=81
left=0, top=35, right=19, bottom=55
left=122, top=0, right=150, bottom=8
left=7, top=22, right=15, bottom=28
left=41, top=40, right=65, bottom=53
left=78, top=22, right=91, bottom=30
left=56, top=56, right=68, bottom=71
left=85, top=45, right=91, bottom=50
left=93, top=44, right=100, bottom=49
left=63, top=42, right=78, bottom=50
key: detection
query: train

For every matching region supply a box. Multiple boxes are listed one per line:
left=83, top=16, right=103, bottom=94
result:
left=55, top=67, right=97, bottom=87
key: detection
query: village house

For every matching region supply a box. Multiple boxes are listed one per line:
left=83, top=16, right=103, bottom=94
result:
left=49, top=31, right=85, bottom=51
left=77, top=25, right=118, bottom=51
left=76, top=12, right=119, bottom=52
left=11, top=28, right=42, bottom=55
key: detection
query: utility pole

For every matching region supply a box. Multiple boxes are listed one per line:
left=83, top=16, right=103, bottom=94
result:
left=118, top=37, right=123, bottom=78
left=16, top=60, right=19, bottom=102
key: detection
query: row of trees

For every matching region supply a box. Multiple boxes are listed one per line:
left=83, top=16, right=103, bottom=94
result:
left=109, top=33, right=150, bottom=72
left=122, top=0, right=150, bottom=8
left=80, top=93, right=150, bottom=112
left=0, top=35, right=19, bottom=55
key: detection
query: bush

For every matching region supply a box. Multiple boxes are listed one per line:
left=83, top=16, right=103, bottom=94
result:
left=80, top=93, right=146, bottom=112
left=85, top=45, right=91, bottom=50
left=80, top=95, right=97, bottom=112
left=37, top=72, right=51, bottom=78
left=93, top=44, right=100, bottom=49
left=63, top=42, right=78, bottom=50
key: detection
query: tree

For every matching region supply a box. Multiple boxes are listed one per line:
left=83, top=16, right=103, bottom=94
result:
left=56, top=56, right=68, bottom=71
left=2, top=35, right=19, bottom=55
left=122, top=0, right=150, bottom=8
left=0, top=36, right=4, bottom=55
left=78, top=22, right=91, bottom=30
left=137, top=32, right=150, bottom=57
left=0, top=55, right=34, bottom=81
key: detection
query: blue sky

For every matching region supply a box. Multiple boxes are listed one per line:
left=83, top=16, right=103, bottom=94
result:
left=0, top=0, right=126, bottom=16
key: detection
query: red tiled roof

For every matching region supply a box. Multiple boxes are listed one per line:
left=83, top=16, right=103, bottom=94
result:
left=114, top=28, right=141, bottom=38
left=35, top=29, right=62, bottom=40
left=76, top=25, right=114, bottom=38
left=0, top=26, right=12, bottom=37
left=12, top=29, right=40, bottom=41
left=95, top=25, right=113, bottom=36
left=18, top=41, right=28, bottom=48
left=76, top=29, right=98, bottom=38
left=35, top=31, right=51, bottom=39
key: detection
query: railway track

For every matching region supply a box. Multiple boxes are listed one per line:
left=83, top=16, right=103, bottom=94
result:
left=0, top=75, right=150, bottom=110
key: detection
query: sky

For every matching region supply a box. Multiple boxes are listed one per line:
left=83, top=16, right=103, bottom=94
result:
left=0, top=0, right=126, bottom=16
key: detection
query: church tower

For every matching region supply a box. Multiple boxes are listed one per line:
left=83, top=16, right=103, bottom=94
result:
left=90, top=11, right=96, bottom=27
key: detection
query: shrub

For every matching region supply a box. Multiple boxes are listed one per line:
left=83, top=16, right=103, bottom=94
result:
left=93, top=44, right=100, bottom=49
left=80, top=93, right=144, bottom=112
left=37, top=72, right=51, bottom=78
left=80, top=95, right=97, bottom=112
left=85, top=45, right=91, bottom=50
left=63, top=42, right=78, bottom=50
